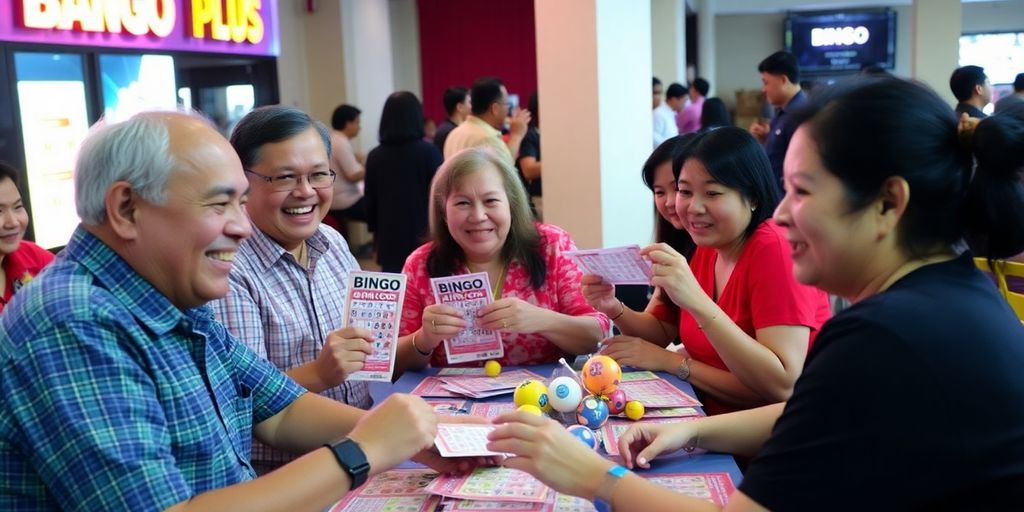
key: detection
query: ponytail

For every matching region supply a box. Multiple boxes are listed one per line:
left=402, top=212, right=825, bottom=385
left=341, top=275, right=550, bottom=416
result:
left=963, top=114, right=1024, bottom=259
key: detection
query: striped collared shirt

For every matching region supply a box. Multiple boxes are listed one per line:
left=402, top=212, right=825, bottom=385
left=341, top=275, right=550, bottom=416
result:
left=0, top=227, right=305, bottom=509
left=209, top=223, right=371, bottom=472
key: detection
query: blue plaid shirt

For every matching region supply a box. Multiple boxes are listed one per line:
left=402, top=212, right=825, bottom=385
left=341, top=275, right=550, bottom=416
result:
left=0, top=227, right=306, bottom=510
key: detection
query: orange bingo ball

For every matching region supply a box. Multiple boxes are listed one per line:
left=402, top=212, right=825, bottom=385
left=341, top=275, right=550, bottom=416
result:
left=581, top=355, right=622, bottom=395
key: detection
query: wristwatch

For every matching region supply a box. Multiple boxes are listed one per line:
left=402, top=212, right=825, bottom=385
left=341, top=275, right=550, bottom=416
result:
left=675, top=357, right=691, bottom=381
left=326, top=438, right=371, bottom=489
left=593, top=464, right=630, bottom=512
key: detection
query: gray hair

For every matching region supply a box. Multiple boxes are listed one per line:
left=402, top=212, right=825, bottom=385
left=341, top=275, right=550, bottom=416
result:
left=74, top=112, right=189, bottom=225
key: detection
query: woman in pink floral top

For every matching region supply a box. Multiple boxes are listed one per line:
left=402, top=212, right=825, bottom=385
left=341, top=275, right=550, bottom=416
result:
left=394, top=148, right=608, bottom=370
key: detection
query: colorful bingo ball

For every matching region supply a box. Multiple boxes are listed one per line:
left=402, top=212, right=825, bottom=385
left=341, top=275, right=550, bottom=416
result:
left=548, top=376, right=584, bottom=413
left=567, top=424, right=598, bottom=450
left=484, top=360, right=502, bottom=377
left=517, top=404, right=543, bottom=416
left=603, top=388, right=628, bottom=415
left=624, top=400, right=645, bottom=421
left=576, top=395, right=610, bottom=429
left=581, top=355, right=622, bottom=395
left=514, top=379, right=552, bottom=412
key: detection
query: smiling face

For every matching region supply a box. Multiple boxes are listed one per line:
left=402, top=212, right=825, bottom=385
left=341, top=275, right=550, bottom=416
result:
left=774, top=127, right=879, bottom=295
left=444, top=164, right=512, bottom=265
left=244, top=127, right=332, bottom=252
left=652, top=161, right=684, bottom=230
left=131, top=116, right=252, bottom=309
left=0, top=178, right=29, bottom=259
left=675, top=158, right=754, bottom=256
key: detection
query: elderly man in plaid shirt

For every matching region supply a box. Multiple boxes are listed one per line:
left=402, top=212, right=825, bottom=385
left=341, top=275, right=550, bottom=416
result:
left=0, top=111, right=458, bottom=510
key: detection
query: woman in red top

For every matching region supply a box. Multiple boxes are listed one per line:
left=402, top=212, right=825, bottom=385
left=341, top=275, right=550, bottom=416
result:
left=395, top=148, right=608, bottom=370
left=0, top=162, right=55, bottom=314
left=598, top=128, right=831, bottom=414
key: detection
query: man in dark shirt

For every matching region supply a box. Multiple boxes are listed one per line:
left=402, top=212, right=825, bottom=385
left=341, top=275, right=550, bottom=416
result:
left=950, top=65, right=991, bottom=119
left=434, top=86, right=470, bottom=156
left=749, top=51, right=804, bottom=190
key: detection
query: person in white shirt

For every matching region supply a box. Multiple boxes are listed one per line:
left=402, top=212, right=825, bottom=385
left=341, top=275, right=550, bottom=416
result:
left=652, top=78, right=684, bottom=148
left=328, top=105, right=367, bottom=224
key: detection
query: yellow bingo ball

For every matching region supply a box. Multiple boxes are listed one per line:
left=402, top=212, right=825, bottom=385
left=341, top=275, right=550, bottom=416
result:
left=624, top=400, right=645, bottom=421
left=484, top=360, right=502, bottom=377
left=513, top=379, right=552, bottom=412
left=517, top=404, right=543, bottom=416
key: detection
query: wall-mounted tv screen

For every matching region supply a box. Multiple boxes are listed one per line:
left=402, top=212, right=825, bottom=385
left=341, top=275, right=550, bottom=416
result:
left=785, top=10, right=896, bottom=73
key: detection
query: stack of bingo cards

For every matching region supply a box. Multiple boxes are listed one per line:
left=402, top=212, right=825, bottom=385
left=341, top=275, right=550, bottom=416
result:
left=342, top=271, right=407, bottom=382
left=430, top=272, right=504, bottom=363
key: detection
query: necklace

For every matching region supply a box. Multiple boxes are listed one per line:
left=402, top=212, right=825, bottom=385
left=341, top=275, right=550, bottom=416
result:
left=468, top=261, right=508, bottom=300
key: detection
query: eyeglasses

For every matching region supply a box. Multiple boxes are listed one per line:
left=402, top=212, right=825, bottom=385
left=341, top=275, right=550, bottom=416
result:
left=244, top=169, right=337, bottom=192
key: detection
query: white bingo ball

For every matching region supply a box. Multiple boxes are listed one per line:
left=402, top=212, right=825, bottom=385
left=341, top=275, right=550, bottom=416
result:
left=548, top=376, right=584, bottom=413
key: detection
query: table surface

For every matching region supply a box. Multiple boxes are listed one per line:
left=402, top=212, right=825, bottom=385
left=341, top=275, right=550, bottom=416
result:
left=369, top=363, right=744, bottom=484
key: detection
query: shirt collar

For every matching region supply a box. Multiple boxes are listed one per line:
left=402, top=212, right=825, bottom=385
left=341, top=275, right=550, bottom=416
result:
left=66, top=226, right=211, bottom=335
left=245, top=223, right=331, bottom=272
left=466, top=116, right=502, bottom=138
left=780, top=90, right=806, bottom=114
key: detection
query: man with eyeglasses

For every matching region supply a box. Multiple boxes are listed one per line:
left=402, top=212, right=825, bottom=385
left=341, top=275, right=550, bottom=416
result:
left=210, top=105, right=374, bottom=475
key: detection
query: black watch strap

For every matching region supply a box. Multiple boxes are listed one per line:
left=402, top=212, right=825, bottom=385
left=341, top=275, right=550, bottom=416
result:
left=326, top=438, right=370, bottom=489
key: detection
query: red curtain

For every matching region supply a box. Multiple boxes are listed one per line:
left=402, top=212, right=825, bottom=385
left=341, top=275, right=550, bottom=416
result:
left=417, top=0, right=538, bottom=123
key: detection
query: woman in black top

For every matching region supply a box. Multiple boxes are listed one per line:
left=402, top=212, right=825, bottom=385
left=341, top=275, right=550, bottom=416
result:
left=364, top=92, right=443, bottom=272
left=486, top=77, right=1024, bottom=510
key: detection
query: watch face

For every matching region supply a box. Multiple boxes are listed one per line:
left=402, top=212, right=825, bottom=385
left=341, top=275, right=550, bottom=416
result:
left=332, top=438, right=370, bottom=487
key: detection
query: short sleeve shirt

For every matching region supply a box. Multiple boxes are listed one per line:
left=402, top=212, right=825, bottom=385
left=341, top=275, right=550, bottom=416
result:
left=0, top=227, right=305, bottom=510
left=400, top=223, right=610, bottom=366
left=443, top=116, right=513, bottom=163
left=679, top=221, right=831, bottom=414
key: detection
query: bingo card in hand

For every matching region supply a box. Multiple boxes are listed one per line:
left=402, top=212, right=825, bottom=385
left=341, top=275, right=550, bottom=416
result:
left=431, top=272, right=504, bottom=363
left=343, top=271, right=407, bottom=382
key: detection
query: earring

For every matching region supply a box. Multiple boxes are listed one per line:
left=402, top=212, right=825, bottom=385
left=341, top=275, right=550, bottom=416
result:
left=750, top=206, right=756, bottom=212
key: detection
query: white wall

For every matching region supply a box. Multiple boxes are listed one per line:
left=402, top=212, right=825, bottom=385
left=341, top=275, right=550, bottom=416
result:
left=276, top=1, right=311, bottom=110
left=341, top=0, right=396, bottom=153
left=389, top=0, right=423, bottom=99
left=305, top=1, right=348, bottom=127
left=962, top=0, right=1024, bottom=33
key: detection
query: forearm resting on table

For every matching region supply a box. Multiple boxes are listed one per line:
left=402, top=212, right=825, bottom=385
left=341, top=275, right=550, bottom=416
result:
left=689, top=304, right=805, bottom=402
left=687, top=358, right=780, bottom=410
left=166, top=448, right=354, bottom=512
left=612, top=306, right=677, bottom=348
left=537, top=312, right=604, bottom=354
left=687, top=402, right=784, bottom=457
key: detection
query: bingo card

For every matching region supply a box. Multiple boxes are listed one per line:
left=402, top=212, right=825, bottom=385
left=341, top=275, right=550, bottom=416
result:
left=431, top=272, right=504, bottom=363
left=343, top=271, right=407, bottom=382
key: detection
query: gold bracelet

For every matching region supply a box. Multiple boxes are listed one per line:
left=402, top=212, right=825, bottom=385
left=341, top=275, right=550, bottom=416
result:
left=609, top=300, right=626, bottom=321
left=411, top=332, right=432, bottom=357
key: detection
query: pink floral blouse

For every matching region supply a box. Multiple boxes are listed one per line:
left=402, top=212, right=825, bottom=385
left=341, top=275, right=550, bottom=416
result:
left=400, top=223, right=610, bottom=366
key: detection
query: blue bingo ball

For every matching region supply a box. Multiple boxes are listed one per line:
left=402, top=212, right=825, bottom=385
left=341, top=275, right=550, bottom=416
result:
left=576, top=395, right=610, bottom=429
left=567, top=424, right=598, bottom=450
